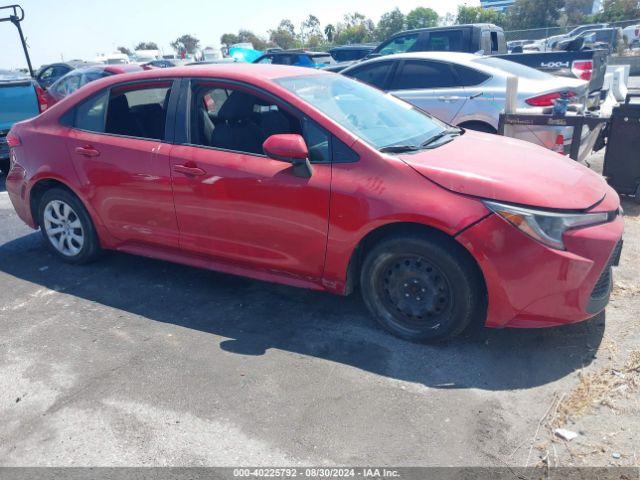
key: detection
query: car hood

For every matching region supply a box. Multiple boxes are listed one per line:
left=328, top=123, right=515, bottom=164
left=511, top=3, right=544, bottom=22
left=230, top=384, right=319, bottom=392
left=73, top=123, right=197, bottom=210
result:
left=399, top=131, right=607, bottom=210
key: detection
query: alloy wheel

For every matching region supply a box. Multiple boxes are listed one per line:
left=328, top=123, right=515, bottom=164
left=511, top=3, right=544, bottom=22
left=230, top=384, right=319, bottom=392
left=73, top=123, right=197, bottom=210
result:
left=43, top=199, right=85, bottom=257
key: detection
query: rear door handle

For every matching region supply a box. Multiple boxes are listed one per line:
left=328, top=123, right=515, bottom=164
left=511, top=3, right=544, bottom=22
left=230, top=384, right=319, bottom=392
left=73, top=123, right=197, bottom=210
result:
left=173, top=164, right=206, bottom=176
left=75, top=145, right=100, bottom=157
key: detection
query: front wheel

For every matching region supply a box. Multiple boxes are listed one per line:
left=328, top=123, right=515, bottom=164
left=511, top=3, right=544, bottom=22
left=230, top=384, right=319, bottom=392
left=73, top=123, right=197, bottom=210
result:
left=360, top=235, right=485, bottom=342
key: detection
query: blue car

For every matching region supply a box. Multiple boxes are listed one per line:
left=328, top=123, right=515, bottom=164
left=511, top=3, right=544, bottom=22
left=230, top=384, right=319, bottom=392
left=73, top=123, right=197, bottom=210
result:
left=0, top=70, right=41, bottom=173
left=253, top=50, right=334, bottom=69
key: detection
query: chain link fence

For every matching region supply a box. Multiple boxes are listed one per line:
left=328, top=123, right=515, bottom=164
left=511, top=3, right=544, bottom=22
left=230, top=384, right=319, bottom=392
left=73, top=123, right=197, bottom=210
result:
left=504, top=18, right=640, bottom=42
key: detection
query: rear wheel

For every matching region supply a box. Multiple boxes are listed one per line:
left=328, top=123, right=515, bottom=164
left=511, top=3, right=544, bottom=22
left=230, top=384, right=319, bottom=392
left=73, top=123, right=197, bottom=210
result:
left=360, top=235, right=485, bottom=342
left=38, top=188, right=102, bottom=264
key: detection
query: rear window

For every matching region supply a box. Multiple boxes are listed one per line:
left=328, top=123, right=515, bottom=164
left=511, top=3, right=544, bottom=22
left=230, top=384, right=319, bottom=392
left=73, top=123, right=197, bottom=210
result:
left=472, top=57, right=552, bottom=81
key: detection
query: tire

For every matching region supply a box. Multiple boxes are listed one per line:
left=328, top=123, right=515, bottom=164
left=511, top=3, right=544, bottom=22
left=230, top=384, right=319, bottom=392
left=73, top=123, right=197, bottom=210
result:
left=459, top=122, right=497, bottom=134
left=37, top=188, right=102, bottom=264
left=0, top=159, right=9, bottom=175
left=360, top=234, right=485, bottom=342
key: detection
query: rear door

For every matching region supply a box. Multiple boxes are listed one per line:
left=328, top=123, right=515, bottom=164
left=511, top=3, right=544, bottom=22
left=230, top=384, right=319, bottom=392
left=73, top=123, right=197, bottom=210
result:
left=64, top=79, right=180, bottom=247
left=387, top=59, right=467, bottom=123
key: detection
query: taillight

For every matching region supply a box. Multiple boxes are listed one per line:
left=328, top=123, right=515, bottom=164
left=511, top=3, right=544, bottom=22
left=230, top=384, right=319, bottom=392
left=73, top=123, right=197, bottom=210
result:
left=571, top=60, right=593, bottom=81
left=34, top=84, right=49, bottom=112
left=6, top=132, right=21, bottom=148
left=525, top=91, right=576, bottom=107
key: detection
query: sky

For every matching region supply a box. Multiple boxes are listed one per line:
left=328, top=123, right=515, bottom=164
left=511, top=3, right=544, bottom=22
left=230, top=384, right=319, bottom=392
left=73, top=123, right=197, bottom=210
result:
left=1, top=0, right=480, bottom=69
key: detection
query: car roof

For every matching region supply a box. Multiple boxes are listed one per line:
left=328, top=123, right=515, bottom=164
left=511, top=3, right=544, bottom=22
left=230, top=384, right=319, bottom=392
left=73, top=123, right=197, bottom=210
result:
left=73, top=64, right=327, bottom=87
left=388, top=24, right=500, bottom=38
left=345, top=51, right=481, bottom=67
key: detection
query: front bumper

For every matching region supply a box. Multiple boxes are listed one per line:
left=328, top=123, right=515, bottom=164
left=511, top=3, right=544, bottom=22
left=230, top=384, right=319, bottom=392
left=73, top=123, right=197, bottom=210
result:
left=457, top=211, right=624, bottom=329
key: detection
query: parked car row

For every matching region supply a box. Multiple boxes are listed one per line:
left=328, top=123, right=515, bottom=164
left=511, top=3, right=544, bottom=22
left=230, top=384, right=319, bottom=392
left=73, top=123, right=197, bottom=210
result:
left=340, top=51, right=588, bottom=149
left=4, top=64, right=624, bottom=342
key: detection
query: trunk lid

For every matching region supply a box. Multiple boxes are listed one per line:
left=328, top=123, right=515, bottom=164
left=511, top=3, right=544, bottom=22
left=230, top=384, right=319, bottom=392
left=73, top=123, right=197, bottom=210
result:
left=399, top=131, right=607, bottom=210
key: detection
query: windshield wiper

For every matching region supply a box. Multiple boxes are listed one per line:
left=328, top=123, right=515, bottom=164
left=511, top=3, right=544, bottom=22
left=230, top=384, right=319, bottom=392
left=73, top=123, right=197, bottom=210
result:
left=379, top=144, right=421, bottom=153
left=420, top=128, right=462, bottom=148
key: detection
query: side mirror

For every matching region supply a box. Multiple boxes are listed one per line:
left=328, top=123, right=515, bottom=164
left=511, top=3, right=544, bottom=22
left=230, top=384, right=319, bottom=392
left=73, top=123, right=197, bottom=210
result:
left=263, top=134, right=313, bottom=178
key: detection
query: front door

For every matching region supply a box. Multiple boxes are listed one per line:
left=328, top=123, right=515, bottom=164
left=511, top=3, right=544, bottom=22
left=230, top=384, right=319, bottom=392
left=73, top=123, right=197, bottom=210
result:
left=65, top=80, right=180, bottom=247
left=170, top=81, right=331, bottom=282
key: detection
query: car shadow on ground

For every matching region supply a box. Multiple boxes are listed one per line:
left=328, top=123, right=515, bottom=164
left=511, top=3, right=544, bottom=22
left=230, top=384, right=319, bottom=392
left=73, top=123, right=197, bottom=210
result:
left=0, top=176, right=6, bottom=193
left=0, top=231, right=605, bottom=392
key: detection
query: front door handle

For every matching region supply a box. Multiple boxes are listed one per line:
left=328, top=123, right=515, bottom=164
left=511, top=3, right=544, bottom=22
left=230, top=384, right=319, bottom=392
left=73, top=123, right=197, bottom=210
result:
left=75, top=145, right=100, bottom=157
left=173, top=164, right=206, bottom=176
left=437, top=96, right=460, bottom=102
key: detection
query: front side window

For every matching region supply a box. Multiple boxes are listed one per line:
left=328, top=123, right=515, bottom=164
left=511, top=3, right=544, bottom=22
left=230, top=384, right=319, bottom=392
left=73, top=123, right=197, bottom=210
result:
left=344, top=62, right=394, bottom=90
left=257, top=56, right=274, bottom=64
left=425, top=31, right=464, bottom=51
left=189, top=82, right=330, bottom=161
left=377, top=34, right=420, bottom=56
left=276, top=74, right=446, bottom=150
left=104, top=82, right=172, bottom=140
left=390, top=61, right=456, bottom=90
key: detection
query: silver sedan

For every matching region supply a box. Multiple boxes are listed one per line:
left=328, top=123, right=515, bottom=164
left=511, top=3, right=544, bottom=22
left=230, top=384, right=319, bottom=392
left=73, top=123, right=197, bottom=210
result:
left=341, top=52, right=589, bottom=151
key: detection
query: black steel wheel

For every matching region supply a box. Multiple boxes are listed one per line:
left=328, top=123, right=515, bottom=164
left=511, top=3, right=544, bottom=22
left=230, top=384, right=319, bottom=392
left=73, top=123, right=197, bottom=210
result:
left=360, top=234, right=485, bottom=342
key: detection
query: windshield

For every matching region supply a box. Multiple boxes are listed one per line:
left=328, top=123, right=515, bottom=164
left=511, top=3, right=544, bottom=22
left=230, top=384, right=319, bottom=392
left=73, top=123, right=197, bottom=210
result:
left=472, top=57, right=553, bottom=81
left=275, top=74, right=447, bottom=150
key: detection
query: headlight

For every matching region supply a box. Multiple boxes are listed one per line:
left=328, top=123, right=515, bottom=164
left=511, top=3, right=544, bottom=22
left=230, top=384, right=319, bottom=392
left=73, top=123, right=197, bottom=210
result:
left=484, top=200, right=609, bottom=250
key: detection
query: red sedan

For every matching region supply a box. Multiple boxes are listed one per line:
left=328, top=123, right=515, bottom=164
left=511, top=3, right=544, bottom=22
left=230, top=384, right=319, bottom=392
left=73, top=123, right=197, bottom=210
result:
left=5, top=64, right=623, bottom=341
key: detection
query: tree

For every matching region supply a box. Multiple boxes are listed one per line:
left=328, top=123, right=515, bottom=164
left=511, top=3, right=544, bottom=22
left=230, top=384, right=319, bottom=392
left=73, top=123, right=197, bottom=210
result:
left=237, top=30, right=269, bottom=50
left=376, top=8, right=405, bottom=41
left=324, top=24, right=335, bottom=42
left=135, top=42, right=158, bottom=51
left=117, top=46, right=132, bottom=56
left=505, top=0, right=563, bottom=30
left=269, top=19, right=298, bottom=49
left=300, top=15, right=323, bottom=47
left=564, top=0, right=594, bottom=25
left=334, top=12, right=376, bottom=45
left=456, top=6, right=507, bottom=27
left=406, top=7, right=439, bottom=30
left=593, top=0, right=640, bottom=22
left=220, top=33, right=240, bottom=46
left=171, top=34, right=200, bottom=55
left=439, top=12, right=456, bottom=26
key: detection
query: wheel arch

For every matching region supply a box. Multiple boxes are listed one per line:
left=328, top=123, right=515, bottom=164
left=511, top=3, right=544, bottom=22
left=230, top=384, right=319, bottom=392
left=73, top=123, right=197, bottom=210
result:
left=29, top=177, right=84, bottom=227
left=345, top=221, right=487, bottom=300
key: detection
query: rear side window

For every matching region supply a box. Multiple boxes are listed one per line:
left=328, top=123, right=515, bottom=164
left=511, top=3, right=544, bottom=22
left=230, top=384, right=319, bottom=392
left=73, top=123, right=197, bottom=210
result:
left=451, top=65, right=491, bottom=87
left=390, top=60, right=456, bottom=90
left=74, top=91, right=108, bottom=132
left=104, top=82, right=172, bottom=140
left=344, top=62, right=394, bottom=89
